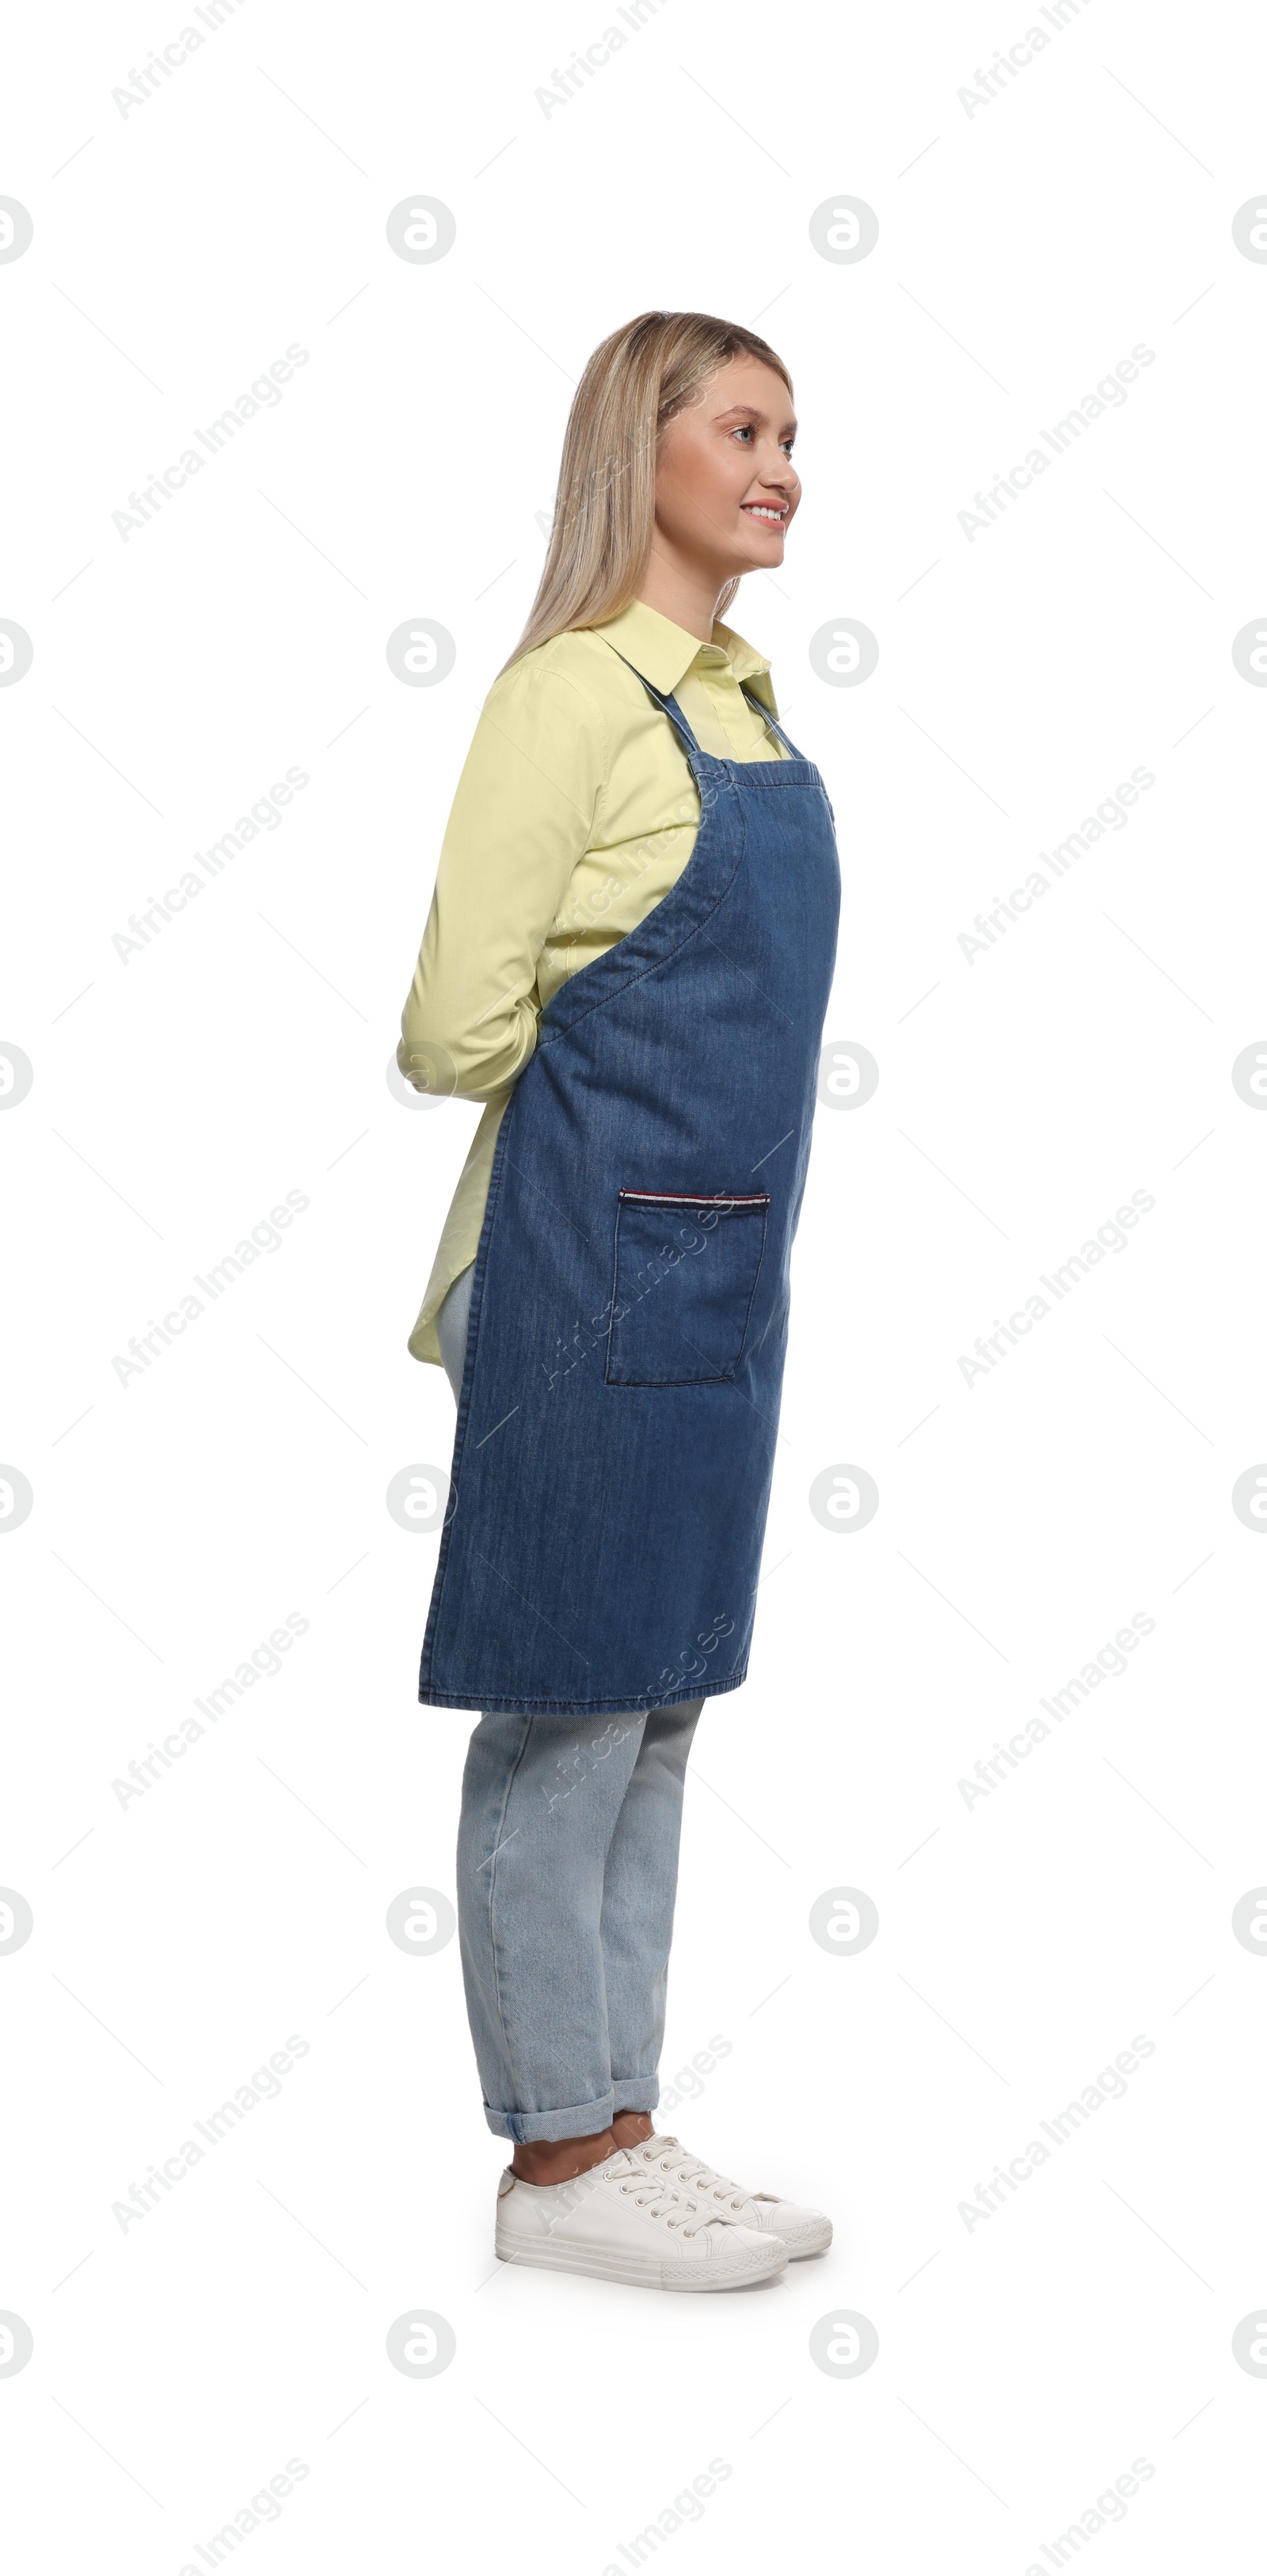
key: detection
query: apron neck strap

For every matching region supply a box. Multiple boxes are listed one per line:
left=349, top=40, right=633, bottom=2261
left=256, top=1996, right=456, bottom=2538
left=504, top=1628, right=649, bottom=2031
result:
left=601, top=641, right=798, bottom=763
left=603, top=646, right=703, bottom=759
left=739, top=682, right=800, bottom=759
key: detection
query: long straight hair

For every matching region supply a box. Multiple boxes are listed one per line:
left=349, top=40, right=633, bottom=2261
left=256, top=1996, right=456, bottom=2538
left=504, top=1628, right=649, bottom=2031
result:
left=498, top=310, right=793, bottom=677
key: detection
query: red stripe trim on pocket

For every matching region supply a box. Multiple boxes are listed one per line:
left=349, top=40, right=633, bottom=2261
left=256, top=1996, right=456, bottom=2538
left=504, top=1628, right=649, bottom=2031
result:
left=617, top=1189, right=770, bottom=1206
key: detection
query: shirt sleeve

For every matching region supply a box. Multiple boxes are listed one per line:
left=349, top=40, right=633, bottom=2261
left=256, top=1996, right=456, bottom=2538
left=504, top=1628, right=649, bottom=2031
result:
left=398, top=649, right=606, bottom=1104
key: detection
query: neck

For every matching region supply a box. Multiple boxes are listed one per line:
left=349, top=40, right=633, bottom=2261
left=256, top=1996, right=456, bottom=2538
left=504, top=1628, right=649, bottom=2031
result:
left=635, top=545, right=730, bottom=645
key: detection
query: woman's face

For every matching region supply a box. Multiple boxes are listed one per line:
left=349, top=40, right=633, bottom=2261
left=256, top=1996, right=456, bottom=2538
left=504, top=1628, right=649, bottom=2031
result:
left=653, top=355, right=800, bottom=583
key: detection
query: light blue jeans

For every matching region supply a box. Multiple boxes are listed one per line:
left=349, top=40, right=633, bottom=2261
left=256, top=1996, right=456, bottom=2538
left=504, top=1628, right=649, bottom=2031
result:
left=437, top=1265, right=703, bottom=2142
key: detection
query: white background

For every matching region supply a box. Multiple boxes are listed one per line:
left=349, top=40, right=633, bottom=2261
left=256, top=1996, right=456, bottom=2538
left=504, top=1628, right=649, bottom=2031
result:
left=3, top=0, right=1266, bottom=2567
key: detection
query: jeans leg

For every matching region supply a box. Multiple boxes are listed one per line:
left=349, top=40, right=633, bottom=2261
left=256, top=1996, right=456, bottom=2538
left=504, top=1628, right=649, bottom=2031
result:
left=599, top=1699, right=704, bottom=2115
left=455, top=1707, right=649, bottom=2143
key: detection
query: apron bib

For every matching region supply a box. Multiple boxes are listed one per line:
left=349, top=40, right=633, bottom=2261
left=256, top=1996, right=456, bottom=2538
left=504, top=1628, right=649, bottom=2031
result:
left=418, top=646, right=840, bottom=1714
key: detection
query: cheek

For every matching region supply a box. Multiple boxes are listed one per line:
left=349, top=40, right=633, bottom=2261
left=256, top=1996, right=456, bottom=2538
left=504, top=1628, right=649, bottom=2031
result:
left=668, top=462, right=736, bottom=532
left=657, top=450, right=706, bottom=523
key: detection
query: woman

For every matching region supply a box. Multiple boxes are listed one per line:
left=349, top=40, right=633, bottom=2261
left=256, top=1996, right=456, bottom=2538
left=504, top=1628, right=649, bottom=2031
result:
left=398, top=311, right=839, bottom=2291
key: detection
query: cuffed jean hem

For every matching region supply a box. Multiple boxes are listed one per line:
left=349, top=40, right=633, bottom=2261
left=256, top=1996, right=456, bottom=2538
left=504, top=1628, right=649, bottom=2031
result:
left=483, top=2089, right=617, bottom=2144
left=611, top=2078, right=660, bottom=2113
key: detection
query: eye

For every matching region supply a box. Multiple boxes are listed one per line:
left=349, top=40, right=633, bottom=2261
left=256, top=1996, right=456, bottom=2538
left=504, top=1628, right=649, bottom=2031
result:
left=731, top=424, right=754, bottom=442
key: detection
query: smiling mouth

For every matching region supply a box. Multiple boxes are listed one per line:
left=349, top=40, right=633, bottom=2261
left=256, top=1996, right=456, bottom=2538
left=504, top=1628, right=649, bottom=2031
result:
left=741, top=503, right=788, bottom=524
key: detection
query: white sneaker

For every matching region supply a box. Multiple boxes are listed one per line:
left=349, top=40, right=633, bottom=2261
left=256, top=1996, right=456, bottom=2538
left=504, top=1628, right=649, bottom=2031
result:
left=626, top=2133, right=832, bottom=2258
left=494, top=2147, right=788, bottom=2291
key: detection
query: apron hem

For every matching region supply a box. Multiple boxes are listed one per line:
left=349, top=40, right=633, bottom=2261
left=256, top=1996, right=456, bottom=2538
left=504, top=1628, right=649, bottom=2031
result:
left=417, top=1669, right=748, bottom=1717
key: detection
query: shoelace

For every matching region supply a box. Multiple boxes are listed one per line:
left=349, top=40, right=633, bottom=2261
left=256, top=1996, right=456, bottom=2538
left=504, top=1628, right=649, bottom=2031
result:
left=608, top=2163, right=707, bottom=2238
left=635, top=2138, right=748, bottom=2216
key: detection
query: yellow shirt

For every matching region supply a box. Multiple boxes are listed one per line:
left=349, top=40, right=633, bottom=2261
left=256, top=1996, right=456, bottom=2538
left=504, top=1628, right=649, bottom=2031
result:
left=397, top=595, right=790, bottom=1364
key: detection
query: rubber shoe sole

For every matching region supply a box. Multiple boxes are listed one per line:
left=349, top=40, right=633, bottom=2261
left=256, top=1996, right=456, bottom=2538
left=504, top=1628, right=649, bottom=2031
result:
left=763, top=2212, right=832, bottom=2259
left=494, top=2229, right=788, bottom=2292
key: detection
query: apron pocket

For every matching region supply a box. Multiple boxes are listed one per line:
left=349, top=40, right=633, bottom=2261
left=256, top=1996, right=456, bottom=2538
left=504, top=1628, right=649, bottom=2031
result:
left=605, top=1190, right=771, bottom=1387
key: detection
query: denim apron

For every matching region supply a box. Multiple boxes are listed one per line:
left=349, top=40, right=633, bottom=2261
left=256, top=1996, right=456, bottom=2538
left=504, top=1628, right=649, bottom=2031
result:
left=418, top=650, right=840, bottom=1715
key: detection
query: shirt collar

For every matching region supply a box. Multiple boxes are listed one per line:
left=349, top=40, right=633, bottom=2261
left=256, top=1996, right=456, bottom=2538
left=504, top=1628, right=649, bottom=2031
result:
left=588, top=596, right=780, bottom=717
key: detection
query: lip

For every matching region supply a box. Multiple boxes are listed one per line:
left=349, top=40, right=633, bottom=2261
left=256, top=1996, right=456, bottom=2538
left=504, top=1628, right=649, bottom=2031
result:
left=740, top=501, right=789, bottom=523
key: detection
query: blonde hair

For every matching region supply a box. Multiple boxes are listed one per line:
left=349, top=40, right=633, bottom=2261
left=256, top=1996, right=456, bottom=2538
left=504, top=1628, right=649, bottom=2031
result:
left=498, top=310, right=793, bottom=676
